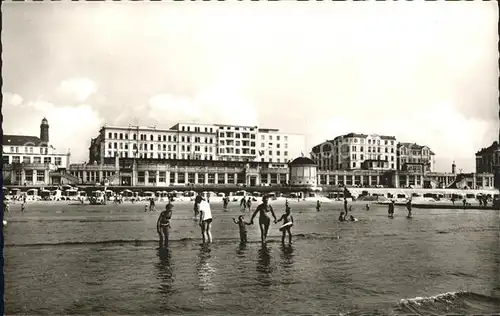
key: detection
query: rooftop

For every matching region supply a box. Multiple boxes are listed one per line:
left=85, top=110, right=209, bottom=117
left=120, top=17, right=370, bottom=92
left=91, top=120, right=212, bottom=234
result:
left=2, top=135, right=47, bottom=147
left=475, top=141, right=499, bottom=156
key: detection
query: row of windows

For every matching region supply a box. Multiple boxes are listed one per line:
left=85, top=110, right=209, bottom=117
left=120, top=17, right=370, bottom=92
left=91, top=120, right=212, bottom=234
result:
left=219, top=132, right=256, bottom=139
left=260, top=135, right=288, bottom=141
left=219, top=148, right=256, bottom=155
left=107, top=142, right=215, bottom=153
left=107, top=151, right=214, bottom=160
left=13, top=170, right=46, bottom=183
left=7, top=156, right=63, bottom=165
left=221, top=140, right=256, bottom=147
left=180, top=126, right=215, bottom=133
left=260, top=142, right=288, bottom=149
left=335, top=138, right=396, bottom=146
left=7, top=146, right=50, bottom=155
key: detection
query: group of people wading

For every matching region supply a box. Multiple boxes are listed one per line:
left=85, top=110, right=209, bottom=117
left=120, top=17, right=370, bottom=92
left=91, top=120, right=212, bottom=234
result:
left=157, top=194, right=294, bottom=248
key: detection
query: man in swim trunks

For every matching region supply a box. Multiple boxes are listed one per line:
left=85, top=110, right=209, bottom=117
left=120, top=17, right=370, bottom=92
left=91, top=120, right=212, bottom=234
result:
left=250, top=195, right=277, bottom=244
left=196, top=195, right=213, bottom=244
left=157, top=203, right=173, bottom=247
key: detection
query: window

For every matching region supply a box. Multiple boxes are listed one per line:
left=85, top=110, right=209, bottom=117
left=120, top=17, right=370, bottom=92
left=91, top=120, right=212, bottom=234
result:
left=55, top=157, right=62, bottom=166
left=284, top=151, right=288, bottom=156
left=269, top=150, right=272, bottom=156
left=109, top=132, right=112, bottom=139
left=23, top=156, right=31, bottom=163
left=138, top=172, right=145, bottom=183
left=33, top=157, right=41, bottom=164
left=25, top=170, right=33, bottom=182
left=148, top=171, right=156, bottom=184
left=37, top=170, right=45, bottom=182
left=150, top=135, right=154, bottom=141
left=277, top=151, right=281, bottom=156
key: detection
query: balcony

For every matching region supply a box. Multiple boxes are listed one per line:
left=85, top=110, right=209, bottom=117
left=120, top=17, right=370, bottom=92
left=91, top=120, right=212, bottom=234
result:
left=6, top=163, right=55, bottom=170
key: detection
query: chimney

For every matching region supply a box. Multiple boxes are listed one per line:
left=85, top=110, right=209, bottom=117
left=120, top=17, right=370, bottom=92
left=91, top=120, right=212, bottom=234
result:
left=452, top=161, right=456, bottom=174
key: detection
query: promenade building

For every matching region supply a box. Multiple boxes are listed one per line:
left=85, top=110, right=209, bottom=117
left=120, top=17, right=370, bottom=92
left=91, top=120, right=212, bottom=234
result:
left=311, top=133, right=399, bottom=171
left=89, top=123, right=305, bottom=165
left=2, top=118, right=72, bottom=185
left=397, top=142, right=435, bottom=172
left=475, top=140, right=500, bottom=188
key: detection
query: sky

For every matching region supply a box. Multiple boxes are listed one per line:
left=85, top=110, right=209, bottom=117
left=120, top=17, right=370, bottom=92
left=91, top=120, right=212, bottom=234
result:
left=2, top=1, right=498, bottom=172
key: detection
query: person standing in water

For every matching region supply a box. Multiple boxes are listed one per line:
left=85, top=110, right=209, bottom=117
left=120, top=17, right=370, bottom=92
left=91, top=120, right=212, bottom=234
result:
left=157, top=203, right=173, bottom=247
left=388, top=200, right=395, bottom=218
left=233, top=215, right=251, bottom=243
left=250, top=195, right=278, bottom=244
left=196, top=195, right=213, bottom=244
left=276, top=206, right=294, bottom=244
left=240, top=197, right=247, bottom=212
left=316, top=200, right=321, bottom=212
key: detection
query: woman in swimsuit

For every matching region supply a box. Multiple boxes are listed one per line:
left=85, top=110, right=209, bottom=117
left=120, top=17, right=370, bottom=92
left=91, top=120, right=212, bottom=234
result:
left=250, top=195, right=277, bottom=244
left=157, top=203, right=173, bottom=247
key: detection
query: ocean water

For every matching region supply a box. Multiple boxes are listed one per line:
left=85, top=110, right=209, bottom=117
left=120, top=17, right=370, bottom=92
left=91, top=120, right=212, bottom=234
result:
left=3, top=200, right=500, bottom=315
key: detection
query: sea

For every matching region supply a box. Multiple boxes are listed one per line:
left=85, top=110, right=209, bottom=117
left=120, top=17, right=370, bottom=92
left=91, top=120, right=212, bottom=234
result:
left=3, top=200, right=500, bottom=315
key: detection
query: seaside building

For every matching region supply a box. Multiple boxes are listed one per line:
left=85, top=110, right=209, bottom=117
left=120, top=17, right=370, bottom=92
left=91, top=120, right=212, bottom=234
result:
left=311, top=133, right=399, bottom=171
left=397, top=142, right=435, bottom=172
left=289, top=157, right=318, bottom=187
left=475, top=140, right=500, bottom=189
left=89, top=123, right=305, bottom=165
left=2, top=118, right=72, bottom=185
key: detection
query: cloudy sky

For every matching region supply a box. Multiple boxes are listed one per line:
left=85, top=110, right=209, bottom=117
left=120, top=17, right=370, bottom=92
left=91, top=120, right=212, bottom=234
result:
left=2, top=1, right=498, bottom=172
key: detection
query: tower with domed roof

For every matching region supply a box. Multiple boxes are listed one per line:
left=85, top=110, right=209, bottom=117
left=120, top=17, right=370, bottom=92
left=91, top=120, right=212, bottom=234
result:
left=40, top=117, right=49, bottom=144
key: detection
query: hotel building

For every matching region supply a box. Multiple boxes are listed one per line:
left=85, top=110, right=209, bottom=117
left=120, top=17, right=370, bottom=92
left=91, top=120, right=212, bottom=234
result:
left=2, top=118, right=72, bottom=185
left=89, top=122, right=305, bottom=165
left=311, top=133, right=399, bottom=171
left=397, top=142, right=435, bottom=172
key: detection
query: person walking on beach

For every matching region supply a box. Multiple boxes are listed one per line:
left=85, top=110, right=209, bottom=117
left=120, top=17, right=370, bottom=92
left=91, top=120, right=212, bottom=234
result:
left=316, top=200, right=321, bottom=212
left=157, top=203, right=173, bottom=247
left=388, top=200, right=395, bottom=218
left=193, top=198, right=200, bottom=220
left=240, top=197, right=247, bottom=212
left=344, top=198, right=348, bottom=213
left=247, top=197, right=252, bottom=212
left=196, top=195, right=213, bottom=244
left=406, top=199, right=412, bottom=217
left=276, top=206, right=294, bottom=244
left=149, top=198, right=156, bottom=212
left=233, top=215, right=251, bottom=243
left=223, top=196, right=229, bottom=212
left=250, top=195, right=277, bottom=244
left=21, top=195, right=27, bottom=213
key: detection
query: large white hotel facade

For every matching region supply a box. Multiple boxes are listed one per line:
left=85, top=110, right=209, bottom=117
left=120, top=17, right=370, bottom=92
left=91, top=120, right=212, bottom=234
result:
left=89, top=123, right=305, bottom=164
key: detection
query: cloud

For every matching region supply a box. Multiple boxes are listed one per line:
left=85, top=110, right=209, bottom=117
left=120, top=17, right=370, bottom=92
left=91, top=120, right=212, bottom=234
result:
left=56, top=77, right=97, bottom=103
left=2, top=93, right=104, bottom=163
left=2, top=92, right=23, bottom=107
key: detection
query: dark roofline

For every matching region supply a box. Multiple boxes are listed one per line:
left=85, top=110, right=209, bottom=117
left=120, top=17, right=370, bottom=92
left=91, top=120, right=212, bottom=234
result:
left=475, top=141, right=499, bottom=156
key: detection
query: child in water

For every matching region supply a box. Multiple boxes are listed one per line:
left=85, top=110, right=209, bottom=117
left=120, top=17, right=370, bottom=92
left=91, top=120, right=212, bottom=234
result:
left=276, top=206, right=294, bottom=244
left=233, top=215, right=251, bottom=243
left=157, top=203, right=173, bottom=247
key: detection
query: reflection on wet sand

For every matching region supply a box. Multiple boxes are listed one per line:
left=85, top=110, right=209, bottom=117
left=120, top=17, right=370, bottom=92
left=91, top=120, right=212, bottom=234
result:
left=197, top=245, right=216, bottom=294
left=256, top=244, right=273, bottom=287
left=155, top=248, right=174, bottom=297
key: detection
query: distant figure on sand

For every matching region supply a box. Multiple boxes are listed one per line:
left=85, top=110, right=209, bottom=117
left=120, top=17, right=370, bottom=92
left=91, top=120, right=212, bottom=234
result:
left=3, top=197, right=10, bottom=213
left=240, top=197, right=247, bottom=212
left=388, top=201, right=395, bottom=218
left=193, top=198, right=200, bottom=220
left=316, top=200, right=321, bottom=212
left=223, top=196, right=229, bottom=212
left=344, top=198, right=348, bottom=213
left=196, top=195, right=213, bottom=244
left=250, top=195, right=277, bottom=244
left=277, top=206, right=294, bottom=244
left=149, top=198, right=156, bottom=212
left=233, top=215, right=251, bottom=243
left=285, top=199, right=289, bottom=208
left=247, top=197, right=252, bottom=212
left=406, top=199, right=413, bottom=217
left=157, top=203, right=173, bottom=247
left=366, top=204, right=370, bottom=211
